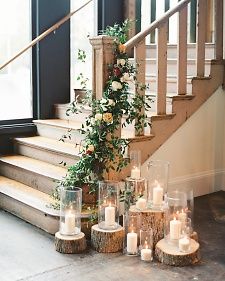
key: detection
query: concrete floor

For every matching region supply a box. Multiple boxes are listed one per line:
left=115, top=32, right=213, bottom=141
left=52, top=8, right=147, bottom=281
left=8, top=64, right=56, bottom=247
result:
left=0, top=192, right=225, bottom=281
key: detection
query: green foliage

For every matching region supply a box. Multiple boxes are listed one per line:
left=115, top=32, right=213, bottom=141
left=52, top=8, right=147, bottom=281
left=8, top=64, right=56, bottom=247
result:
left=52, top=20, right=152, bottom=206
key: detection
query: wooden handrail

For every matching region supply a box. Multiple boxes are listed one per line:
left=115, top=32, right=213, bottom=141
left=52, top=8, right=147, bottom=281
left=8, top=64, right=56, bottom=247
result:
left=0, top=0, right=93, bottom=71
left=124, top=0, right=191, bottom=50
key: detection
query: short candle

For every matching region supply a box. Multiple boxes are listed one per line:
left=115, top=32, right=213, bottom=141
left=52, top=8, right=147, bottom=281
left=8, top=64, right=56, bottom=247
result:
left=105, top=204, right=115, bottom=226
left=153, top=184, right=163, bottom=205
left=136, top=198, right=147, bottom=210
left=141, top=248, right=152, bottom=261
left=131, top=167, right=141, bottom=180
left=179, top=237, right=190, bottom=252
left=127, top=232, right=137, bottom=254
left=170, top=217, right=181, bottom=240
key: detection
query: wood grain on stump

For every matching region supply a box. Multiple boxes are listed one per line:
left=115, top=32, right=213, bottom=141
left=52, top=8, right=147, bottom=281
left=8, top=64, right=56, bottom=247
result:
left=129, top=206, right=165, bottom=248
left=155, top=238, right=200, bottom=266
left=55, top=232, right=86, bottom=254
left=91, top=224, right=125, bottom=253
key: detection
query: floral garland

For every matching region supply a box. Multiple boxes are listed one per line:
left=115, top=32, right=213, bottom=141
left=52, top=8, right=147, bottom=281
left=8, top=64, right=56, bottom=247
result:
left=53, top=21, right=151, bottom=202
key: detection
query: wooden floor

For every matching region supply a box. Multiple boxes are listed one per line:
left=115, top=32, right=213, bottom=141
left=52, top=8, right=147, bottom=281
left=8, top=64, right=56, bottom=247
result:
left=0, top=192, right=225, bottom=281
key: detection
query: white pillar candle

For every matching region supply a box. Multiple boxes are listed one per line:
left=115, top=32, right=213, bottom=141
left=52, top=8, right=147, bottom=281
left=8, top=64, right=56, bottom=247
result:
left=131, top=167, right=141, bottom=179
left=65, top=211, right=75, bottom=234
left=136, top=198, right=147, bottom=210
left=178, top=210, right=187, bottom=228
left=170, top=218, right=181, bottom=240
left=127, top=232, right=138, bottom=253
left=153, top=184, right=163, bottom=205
left=105, top=205, right=115, bottom=226
left=179, top=237, right=190, bottom=252
left=141, top=248, right=152, bottom=261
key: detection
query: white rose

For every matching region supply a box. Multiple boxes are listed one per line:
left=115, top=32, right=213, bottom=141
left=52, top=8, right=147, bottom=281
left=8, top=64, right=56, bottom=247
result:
left=117, top=59, right=126, bottom=66
left=87, top=144, right=94, bottom=152
left=112, top=81, right=122, bottom=91
left=100, top=98, right=107, bottom=104
left=108, top=99, right=115, bottom=106
left=95, top=113, right=102, bottom=121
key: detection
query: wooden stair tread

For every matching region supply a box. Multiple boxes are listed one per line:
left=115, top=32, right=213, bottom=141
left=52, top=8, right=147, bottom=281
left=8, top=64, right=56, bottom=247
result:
left=14, top=136, right=80, bottom=157
left=0, top=155, right=67, bottom=180
left=0, top=176, right=59, bottom=216
left=33, top=119, right=83, bottom=130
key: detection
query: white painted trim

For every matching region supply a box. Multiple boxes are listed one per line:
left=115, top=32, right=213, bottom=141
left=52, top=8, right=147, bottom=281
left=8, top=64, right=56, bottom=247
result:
left=168, top=169, right=225, bottom=197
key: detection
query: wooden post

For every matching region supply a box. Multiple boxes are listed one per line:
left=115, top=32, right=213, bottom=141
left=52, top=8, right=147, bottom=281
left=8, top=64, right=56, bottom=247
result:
left=124, top=0, right=136, bottom=40
left=134, top=39, right=146, bottom=136
left=196, top=0, right=207, bottom=77
left=177, top=6, right=188, bottom=95
left=214, top=0, right=223, bottom=60
left=55, top=232, right=87, bottom=254
left=157, top=21, right=168, bottom=115
left=89, top=36, right=114, bottom=100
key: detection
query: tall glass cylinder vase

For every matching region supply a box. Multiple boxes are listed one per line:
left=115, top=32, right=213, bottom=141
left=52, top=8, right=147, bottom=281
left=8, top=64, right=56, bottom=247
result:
left=164, top=190, right=188, bottom=244
left=59, top=187, right=82, bottom=236
left=98, top=181, right=120, bottom=230
left=147, top=160, right=169, bottom=210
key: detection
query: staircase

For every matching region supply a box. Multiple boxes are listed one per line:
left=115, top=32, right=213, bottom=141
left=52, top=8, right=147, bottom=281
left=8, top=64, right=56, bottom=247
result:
left=0, top=0, right=224, bottom=234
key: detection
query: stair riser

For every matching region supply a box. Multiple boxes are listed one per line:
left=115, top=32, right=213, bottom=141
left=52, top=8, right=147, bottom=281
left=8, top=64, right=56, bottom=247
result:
left=36, top=123, right=84, bottom=144
left=145, top=61, right=211, bottom=77
left=0, top=194, right=59, bottom=234
left=0, top=163, right=56, bottom=195
left=146, top=44, right=215, bottom=59
left=14, top=142, right=78, bottom=168
left=146, top=78, right=192, bottom=94
left=55, top=106, right=90, bottom=122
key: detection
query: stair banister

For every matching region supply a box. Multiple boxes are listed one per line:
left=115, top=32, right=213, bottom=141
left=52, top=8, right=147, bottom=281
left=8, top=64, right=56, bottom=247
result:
left=0, top=0, right=93, bottom=71
left=214, top=0, right=223, bottom=60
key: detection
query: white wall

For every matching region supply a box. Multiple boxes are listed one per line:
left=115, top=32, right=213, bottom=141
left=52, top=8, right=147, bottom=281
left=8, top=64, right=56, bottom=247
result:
left=142, top=87, right=225, bottom=197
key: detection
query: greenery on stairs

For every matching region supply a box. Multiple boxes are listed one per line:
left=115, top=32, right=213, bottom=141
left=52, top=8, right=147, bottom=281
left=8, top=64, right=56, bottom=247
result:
left=52, top=20, right=151, bottom=205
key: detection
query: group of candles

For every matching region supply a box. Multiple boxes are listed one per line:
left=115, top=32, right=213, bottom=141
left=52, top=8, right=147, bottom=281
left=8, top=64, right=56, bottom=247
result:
left=170, top=210, right=191, bottom=252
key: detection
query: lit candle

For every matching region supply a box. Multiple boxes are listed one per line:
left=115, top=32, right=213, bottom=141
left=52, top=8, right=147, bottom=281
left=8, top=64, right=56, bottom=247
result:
left=178, top=209, right=187, bottom=229
left=127, top=231, right=138, bottom=254
left=105, top=204, right=115, bottom=226
left=141, top=248, right=152, bottom=261
left=170, top=217, right=181, bottom=240
left=179, top=237, right=190, bottom=252
left=153, top=184, right=163, bottom=205
left=136, top=198, right=147, bottom=210
left=64, top=211, right=75, bottom=234
left=131, top=167, right=141, bottom=179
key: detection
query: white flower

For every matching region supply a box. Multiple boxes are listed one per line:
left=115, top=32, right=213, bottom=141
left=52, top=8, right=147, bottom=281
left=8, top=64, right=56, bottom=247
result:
left=120, top=72, right=130, bottom=83
left=87, top=144, right=94, bottom=152
left=112, top=81, right=122, bottom=91
left=95, top=113, right=102, bottom=121
left=100, top=98, right=107, bottom=104
left=108, top=99, right=115, bottom=106
left=117, top=58, right=126, bottom=66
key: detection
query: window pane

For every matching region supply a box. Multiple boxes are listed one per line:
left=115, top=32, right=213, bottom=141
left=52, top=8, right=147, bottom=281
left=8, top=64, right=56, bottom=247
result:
left=0, top=0, right=32, bottom=121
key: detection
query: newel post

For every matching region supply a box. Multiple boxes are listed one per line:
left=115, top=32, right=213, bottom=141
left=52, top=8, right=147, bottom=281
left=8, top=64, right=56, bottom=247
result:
left=89, top=36, right=115, bottom=100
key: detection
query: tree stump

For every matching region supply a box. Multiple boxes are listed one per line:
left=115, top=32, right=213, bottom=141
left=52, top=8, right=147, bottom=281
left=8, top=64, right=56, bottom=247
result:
left=129, top=206, right=165, bottom=248
left=155, top=238, right=200, bottom=266
left=91, top=224, right=125, bottom=253
left=55, top=232, right=87, bottom=254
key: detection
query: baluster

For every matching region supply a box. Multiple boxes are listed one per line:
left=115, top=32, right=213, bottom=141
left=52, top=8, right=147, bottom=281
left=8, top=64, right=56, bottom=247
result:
left=157, top=21, right=168, bottom=115
left=134, top=39, right=146, bottom=136
left=177, top=5, right=188, bottom=95
left=214, top=0, right=223, bottom=60
left=196, top=0, right=207, bottom=77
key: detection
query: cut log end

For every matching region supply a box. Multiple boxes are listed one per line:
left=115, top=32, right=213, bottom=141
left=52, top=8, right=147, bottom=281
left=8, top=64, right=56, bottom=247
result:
left=155, top=238, right=200, bottom=266
left=91, top=224, right=125, bottom=253
left=55, top=231, right=87, bottom=254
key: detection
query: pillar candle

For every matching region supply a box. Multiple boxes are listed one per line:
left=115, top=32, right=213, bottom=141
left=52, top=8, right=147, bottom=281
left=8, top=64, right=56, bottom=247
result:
left=105, top=205, right=115, bottom=226
left=153, top=184, right=163, bottom=205
left=127, top=232, right=137, bottom=253
left=170, top=218, right=181, bottom=240
left=136, top=198, right=147, bottom=210
left=65, top=211, right=75, bottom=234
left=131, top=167, right=141, bottom=179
